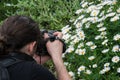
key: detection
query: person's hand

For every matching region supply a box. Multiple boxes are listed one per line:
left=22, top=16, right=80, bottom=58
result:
left=44, top=32, right=72, bottom=80
left=45, top=32, right=63, bottom=59
left=33, top=32, right=63, bottom=64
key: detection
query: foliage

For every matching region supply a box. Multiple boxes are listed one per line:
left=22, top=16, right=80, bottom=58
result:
left=1, top=0, right=81, bottom=30
left=0, top=0, right=17, bottom=23
left=62, top=0, right=120, bottom=80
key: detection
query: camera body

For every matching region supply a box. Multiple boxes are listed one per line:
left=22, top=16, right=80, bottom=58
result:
left=36, top=30, right=66, bottom=56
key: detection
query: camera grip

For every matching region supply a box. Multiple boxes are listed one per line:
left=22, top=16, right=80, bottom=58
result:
left=36, top=30, right=66, bottom=56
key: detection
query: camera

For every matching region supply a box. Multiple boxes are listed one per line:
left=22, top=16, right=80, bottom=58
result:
left=36, top=30, right=66, bottom=56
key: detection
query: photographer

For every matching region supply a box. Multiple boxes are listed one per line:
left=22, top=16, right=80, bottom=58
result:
left=0, top=15, right=71, bottom=80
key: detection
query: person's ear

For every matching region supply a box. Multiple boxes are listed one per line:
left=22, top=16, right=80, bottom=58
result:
left=28, top=41, right=36, bottom=53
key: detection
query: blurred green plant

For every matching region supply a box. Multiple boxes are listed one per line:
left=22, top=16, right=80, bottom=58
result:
left=1, top=0, right=81, bottom=30
left=0, top=0, right=17, bottom=22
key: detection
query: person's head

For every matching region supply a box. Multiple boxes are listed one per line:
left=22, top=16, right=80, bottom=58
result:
left=0, top=15, right=43, bottom=56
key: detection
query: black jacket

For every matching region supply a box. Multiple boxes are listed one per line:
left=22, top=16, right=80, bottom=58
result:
left=1, top=52, right=56, bottom=80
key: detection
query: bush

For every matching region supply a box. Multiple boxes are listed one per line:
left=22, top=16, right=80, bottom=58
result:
left=0, top=0, right=17, bottom=22
left=62, top=0, right=120, bottom=80
left=4, top=0, right=80, bottom=30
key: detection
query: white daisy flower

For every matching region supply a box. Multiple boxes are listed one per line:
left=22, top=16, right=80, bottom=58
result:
left=117, top=68, right=120, bottom=73
left=77, top=31, right=85, bottom=40
left=99, top=70, right=105, bottom=74
left=92, top=64, right=97, bottom=68
left=66, top=46, right=74, bottom=53
left=104, top=63, right=110, bottom=67
left=102, top=1, right=113, bottom=5
left=100, top=31, right=107, bottom=36
left=88, top=56, right=95, bottom=61
left=99, top=11, right=105, bottom=17
left=82, top=18, right=88, bottom=24
left=73, top=19, right=79, bottom=25
left=62, top=25, right=71, bottom=34
left=102, top=39, right=108, bottom=45
left=69, top=71, right=75, bottom=77
left=98, top=27, right=106, bottom=32
left=78, top=65, right=86, bottom=72
left=78, top=15, right=85, bottom=20
left=78, top=49, right=86, bottom=55
left=97, top=16, right=106, bottom=22
left=75, top=9, right=84, bottom=14
left=97, top=23, right=104, bottom=28
left=62, top=34, right=71, bottom=41
left=81, top=2, right=88, bottom=8
left=76, top=22, right=83, bottom=28
left=104, top=67, right=110, bottom=72
left=112, top=56, right=120, bottom=63
left=113, top=34, right=120, bottom=41
left=64, top=62, right=69, bottom=66
left=90, top=45, right=97, bottom=50
left=95, top=35, right=101, bottom=40
left=90, top=10, right=100, bottom=17
left=117, top=8, right=120, bottom=13
left=106, top=12, right=116, bottom=18
left=85, top=22, right=90, bottom=28
left=75, top=49, right=79, bottom=54
left=87, top=5, right=97, bottom=13
left=91, top=17, right=99, bottom=23
left=110, top=15, right=119, bottom=22
left=86, top=41, right=94, bottom=46
left=6, top=3, right=12, bottom=6
left=78, top=43, right=84, bottom=48
left=112, top=45, right=119, bottom=52
left=102, top=49, right=109, bottom=53
left=73, top=37, right=80, bottom=44
left=85, top=69, right=92, bottom=74
left=112, top=0, right=117, bottom=5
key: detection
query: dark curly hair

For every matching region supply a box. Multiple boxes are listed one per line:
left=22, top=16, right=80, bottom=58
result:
left=0, top=15, right=43, bottom=55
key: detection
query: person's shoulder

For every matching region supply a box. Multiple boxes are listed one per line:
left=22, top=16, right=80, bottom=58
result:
left=7, top=61, right=37, bottom=80
left=30, top=62, right=56, bottom=80
left=8, top=60, right=56, bottom=80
